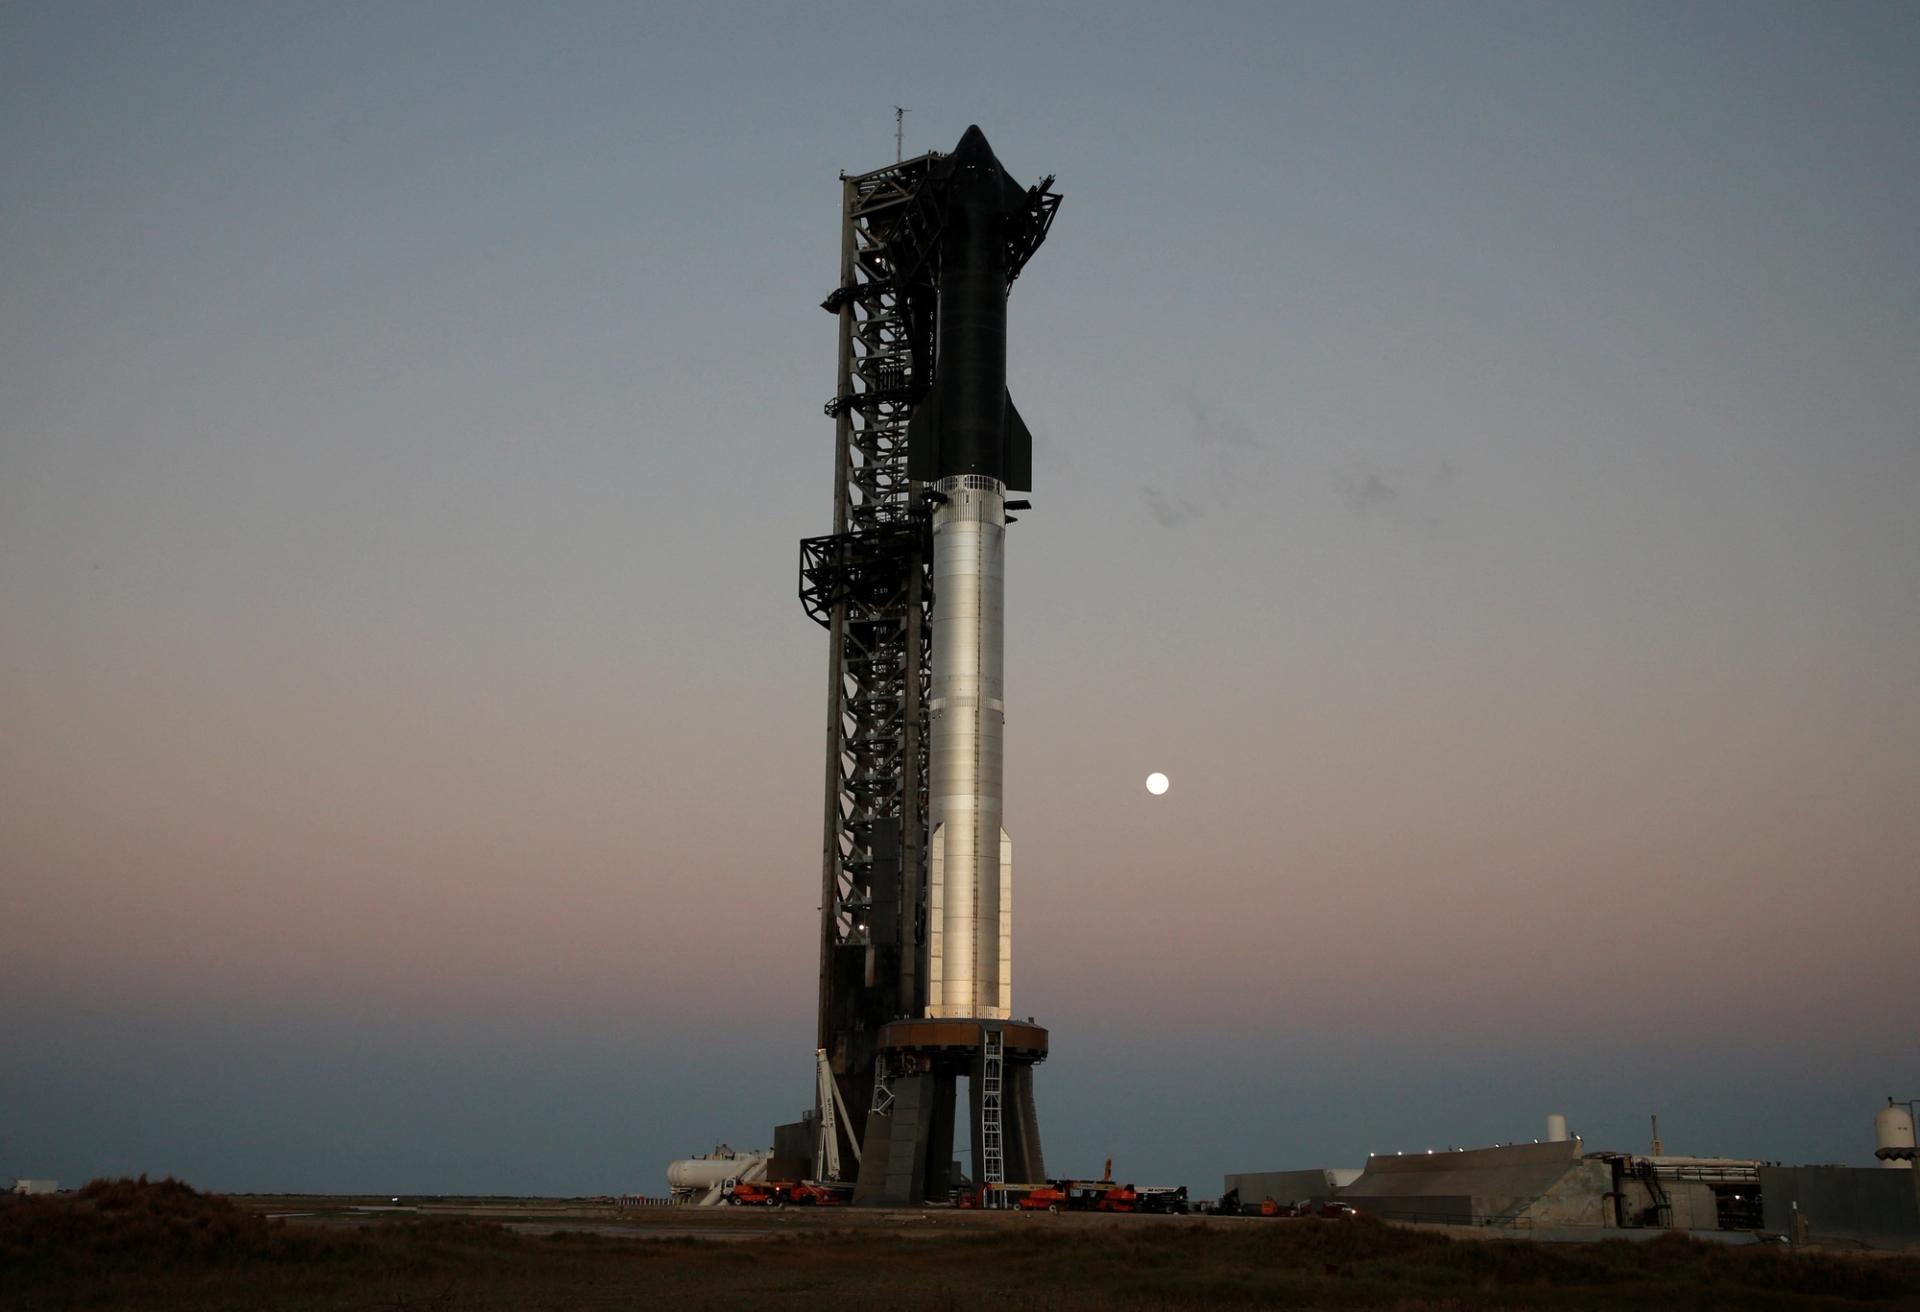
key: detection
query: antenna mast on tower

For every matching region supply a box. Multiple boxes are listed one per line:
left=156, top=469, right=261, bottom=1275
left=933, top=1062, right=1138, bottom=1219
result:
left=894, top=105, right=909, bottom=162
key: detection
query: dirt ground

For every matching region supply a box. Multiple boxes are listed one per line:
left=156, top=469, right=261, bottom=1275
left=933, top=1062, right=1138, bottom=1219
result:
left=8, top=1179, right=1920, bottom=1311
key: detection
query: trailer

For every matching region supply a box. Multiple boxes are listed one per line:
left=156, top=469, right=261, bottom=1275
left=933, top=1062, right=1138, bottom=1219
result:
left=1135, top=1186, right=1191, bottom=1215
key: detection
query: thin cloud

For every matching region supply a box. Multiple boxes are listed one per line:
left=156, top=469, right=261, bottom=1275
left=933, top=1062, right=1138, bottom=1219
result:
left=1175, top=385, right=1258, bottom=449
left=1338, top=469, right=1401, bottom=514
left=1142, top=486, right=1206, bottom=528
left=1335, top=459, right=1462, bottom=525
left=1137, top=386, right=1272, bottom=527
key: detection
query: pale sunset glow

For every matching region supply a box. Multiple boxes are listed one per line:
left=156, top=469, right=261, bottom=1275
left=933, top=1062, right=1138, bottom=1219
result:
left=2, top=2, right=1914, bottom=1196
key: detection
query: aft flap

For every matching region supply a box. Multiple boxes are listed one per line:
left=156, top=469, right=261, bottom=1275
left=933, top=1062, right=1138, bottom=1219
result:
left=1002, top=390, right=1033, bottom=492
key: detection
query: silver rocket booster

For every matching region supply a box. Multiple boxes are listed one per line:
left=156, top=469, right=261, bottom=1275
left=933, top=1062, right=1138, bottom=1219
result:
left=925, top=474, right=1011, bottom=1020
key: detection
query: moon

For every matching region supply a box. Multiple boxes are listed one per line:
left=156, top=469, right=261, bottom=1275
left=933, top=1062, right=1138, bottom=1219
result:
left=1145, top=772, right=1170, bottom=796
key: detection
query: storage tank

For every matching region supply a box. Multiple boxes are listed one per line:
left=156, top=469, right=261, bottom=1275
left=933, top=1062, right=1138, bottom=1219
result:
left=667, top=1156, right=760, bottom=1190
left=1545, top=1114, right=1569, bottom=1143
left=666, top=1146, right=772, bottom=1202
left=1875, top=1100, right=1915, bottom=1169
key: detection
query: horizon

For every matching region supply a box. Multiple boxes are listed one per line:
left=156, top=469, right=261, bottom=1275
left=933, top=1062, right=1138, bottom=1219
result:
left=3, top=0, right=1916, bottom=1197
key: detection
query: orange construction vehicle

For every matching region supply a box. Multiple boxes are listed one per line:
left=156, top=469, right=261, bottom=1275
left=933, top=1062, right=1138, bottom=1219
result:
left=1017, top=1179, right=1140, bottom=1213
left=1017, top=1183, right=1070, bottom=1212
left=787, top=1181, right=852, bottom=1206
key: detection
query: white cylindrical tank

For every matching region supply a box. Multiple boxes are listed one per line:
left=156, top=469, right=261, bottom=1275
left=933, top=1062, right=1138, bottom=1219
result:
left=1546, top=1114, right=1569, bottom=1143
left=667, top=1151, right=770, bottom=1191
left=1876, top=1102, right=1915, bottom=1169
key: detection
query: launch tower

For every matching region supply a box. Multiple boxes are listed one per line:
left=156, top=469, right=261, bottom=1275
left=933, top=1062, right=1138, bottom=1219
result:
left=798, top=128, right=1059, bottom=1206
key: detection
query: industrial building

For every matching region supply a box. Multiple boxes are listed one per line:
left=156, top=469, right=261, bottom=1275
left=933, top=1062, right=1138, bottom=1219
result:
left=1338, top=1142, right=1762, bottom=1231
left=1228, top=1107, right=1920, bottom=1248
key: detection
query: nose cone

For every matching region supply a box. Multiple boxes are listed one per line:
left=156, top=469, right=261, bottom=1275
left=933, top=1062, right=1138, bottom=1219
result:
left=929, top=124, right=1032, bottom=218
left=955, top=124, right=992, bottom=158
left=951, top=124, right=1003, bottom=172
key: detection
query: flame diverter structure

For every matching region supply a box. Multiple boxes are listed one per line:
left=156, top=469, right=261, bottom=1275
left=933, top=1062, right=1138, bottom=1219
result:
left=797, top=126, right=1060, bottom=1206
left=927, top=473, right=1012, bottom=1020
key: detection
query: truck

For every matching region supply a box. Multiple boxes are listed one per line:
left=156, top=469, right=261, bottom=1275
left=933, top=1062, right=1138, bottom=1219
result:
left=723, top=1181, right=788, bottom=1207
left=1206, top=1187, right=1302, bottom=1217
left=1134, top=1186, right=1191, bottom=1215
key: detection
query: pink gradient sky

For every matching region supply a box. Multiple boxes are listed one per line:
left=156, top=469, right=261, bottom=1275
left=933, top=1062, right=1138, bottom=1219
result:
left=3, top=1, right=1916, bottom=1192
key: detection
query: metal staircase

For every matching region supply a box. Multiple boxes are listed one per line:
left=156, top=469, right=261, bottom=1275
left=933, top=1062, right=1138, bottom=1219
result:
left=980, top=1027, right=1006, bottom=1206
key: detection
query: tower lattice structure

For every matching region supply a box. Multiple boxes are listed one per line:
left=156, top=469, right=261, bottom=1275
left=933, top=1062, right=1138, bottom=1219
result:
left=798, top=153, right=940, bottom=1174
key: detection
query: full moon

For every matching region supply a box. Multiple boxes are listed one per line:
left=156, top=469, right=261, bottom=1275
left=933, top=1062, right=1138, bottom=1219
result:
left=1145, top=772, right=1170, bottom=795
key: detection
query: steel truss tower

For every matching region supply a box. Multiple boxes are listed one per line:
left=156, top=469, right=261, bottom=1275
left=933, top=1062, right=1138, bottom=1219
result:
left=799, top=139, right=1058, bottom=1207
left=798, top=153, right=940, bottom=1189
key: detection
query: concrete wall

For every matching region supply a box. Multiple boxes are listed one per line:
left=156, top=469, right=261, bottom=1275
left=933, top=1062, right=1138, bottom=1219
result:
left=1354, top=1193, right=1476, bottom=1225
left=1661, top=1179, right=1721, bottom=1231
left=1761, top=1166, right=1920, bottom=1250
left=774, top=1118, right=813, bottom=1165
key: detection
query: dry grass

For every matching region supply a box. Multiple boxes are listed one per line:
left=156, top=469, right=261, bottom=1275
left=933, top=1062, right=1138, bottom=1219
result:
left=5, top=1178, right=1919, bottom=1310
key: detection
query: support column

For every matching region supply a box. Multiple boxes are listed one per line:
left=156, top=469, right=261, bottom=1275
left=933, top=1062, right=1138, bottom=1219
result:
left=1006, top=1060, right=1046, bottom=1184
left=854, top=1069, right=960, bottom=1206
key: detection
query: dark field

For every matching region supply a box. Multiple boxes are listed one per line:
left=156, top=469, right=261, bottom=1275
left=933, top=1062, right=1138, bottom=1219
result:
left=7, top=1179, right=1920, bottom=1311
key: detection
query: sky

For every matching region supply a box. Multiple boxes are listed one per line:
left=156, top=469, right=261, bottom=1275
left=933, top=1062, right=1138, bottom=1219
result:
left=3, top=1, right=1916, bottom=1196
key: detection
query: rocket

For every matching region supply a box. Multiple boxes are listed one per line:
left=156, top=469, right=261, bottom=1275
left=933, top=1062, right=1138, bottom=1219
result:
left=911, top=127, right=1053, bottom=1021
